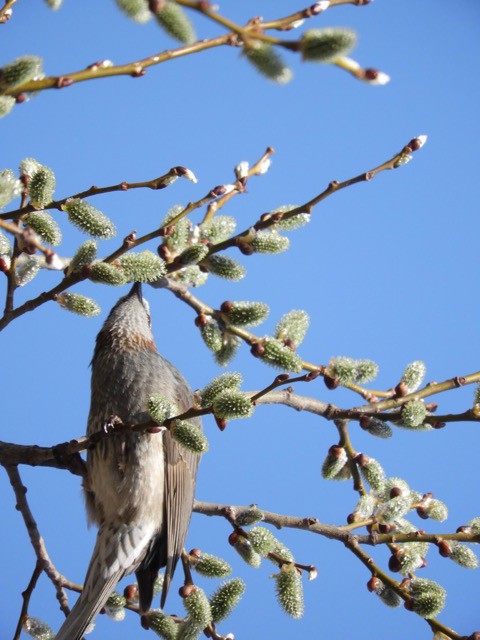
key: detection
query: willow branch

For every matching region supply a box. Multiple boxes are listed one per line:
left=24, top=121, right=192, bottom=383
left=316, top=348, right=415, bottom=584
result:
left=5, top=465, right=71, bottom=615
left=0, top=0, right=16, bottom=23
left=0, top=167, right=189, bottom=222
left=2, top=34, right=235, bottom=97
left=13, top=561, right=43, bottom=640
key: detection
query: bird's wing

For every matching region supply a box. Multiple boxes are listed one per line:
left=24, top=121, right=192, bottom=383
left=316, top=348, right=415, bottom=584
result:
left=161, top=422, right=200, bottom=607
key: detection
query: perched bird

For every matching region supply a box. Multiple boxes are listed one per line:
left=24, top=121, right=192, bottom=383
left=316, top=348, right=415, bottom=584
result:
left=56, top=282, right=200, bottom=640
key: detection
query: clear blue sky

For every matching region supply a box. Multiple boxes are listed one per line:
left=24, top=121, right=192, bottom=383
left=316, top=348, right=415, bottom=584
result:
left=2, top=1, right=480, bottom=639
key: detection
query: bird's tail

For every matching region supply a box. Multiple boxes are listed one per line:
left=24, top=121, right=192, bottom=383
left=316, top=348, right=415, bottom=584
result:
left=55, top=521, right=155, bottom=640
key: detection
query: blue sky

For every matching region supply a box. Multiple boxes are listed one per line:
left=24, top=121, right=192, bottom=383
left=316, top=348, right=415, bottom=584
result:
left=1, top=1, right=480, bottom=639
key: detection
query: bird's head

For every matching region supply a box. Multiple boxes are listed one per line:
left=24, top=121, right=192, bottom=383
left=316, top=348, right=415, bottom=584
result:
left=95, top=282, right=156, bottom=354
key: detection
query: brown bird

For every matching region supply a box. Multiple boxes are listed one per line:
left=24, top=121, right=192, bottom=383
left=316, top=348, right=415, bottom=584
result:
left=56, top=282, right=200, bottom=640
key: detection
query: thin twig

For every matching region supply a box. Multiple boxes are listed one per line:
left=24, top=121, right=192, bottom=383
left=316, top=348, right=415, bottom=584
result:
left=13, top=561, right=43, bottom=640
left=5, top=465, right=71, bottom=615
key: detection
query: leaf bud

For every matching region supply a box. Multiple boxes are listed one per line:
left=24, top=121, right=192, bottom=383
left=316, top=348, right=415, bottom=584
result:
left=405, top=577, right=446, bottom=618
left=171, top=420, right=209, bottom=454
left=15, top=255, right=40, bottom=286
left=190, top=551, right=232, bottom=578
left=200, top=216, right=237, bottom=243
left=63, top=198, right=116, bottom=239
left=214, top=334, right=241, bottom=367
left=23, top=211, right=62, bottom=246
left=147, top=394, right=176, bottom=424
left=0, top=55, right=43, bottom=89
left=115, top=0, right=152, bottom=23
left=0, top=95, right=15, bottom=118
left=200, top=372, right=243, bottom=407
left=119, top=250, right=167, bottom=282
left=200, top=322, right=223, bottom=352
left=260, top=337, right=303, bottom=372
left=147, top=610, right=178, bottom=640
left=235, top=506, right=265, bottom=527
left=68, top=240, right=97, bottom=273
left=155, top=1, right=196, bottom=44
left=29, top=165, right=56, bottom=209
left=178, top=244, right=210, bottom=266
left=373, top=582, right=402, bottom=608
left=357, top=455, right=386, bottom=492
left=223, top=300, right=269, bottom=327
left=0, top=230, right=12, bottom=256
left=273, top=564, right=304, bottom=619
left=400, top=360, right=426, bottom=392
left=210, top=578, right=246, bottom=623
left=204, top=254, right=246, bottom=281
left=400, top=400, right=427, bottom=428
left=274, top=309, right=310, bottom=348
left=243, top=42, right=292, bottom=84
left=22, top=616, right=55, bottom=640
left=90, top=261, right=127, bottom=286
left=229, top=532, right=261, bottom=568
left=437, top=540, right=451, bottom=558
left=300, top=28, right=357, bottom=63
left=213, top=389, right=254, bottom=420
left=449, top=542, right=479, bottom=569
left=321, top=445, right=349, bottom=480
left=56, top=292, right=101, bottom=317
left=251, top=230, right=290, bottom=254
left=182, top=586, right=212, bottom=629
left=359, top=416, right=392, bottom=439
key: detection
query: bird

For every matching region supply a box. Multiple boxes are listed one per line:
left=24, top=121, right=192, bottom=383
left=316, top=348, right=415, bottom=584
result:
left=55, top=281, right=200, bottom=640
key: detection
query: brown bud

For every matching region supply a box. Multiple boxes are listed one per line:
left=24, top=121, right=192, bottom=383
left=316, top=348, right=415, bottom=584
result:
left=194, top=314, right=209, bottom=328
left=251, top=342, right=265, bottom=358
left=305, top=370, right=321, bottom=382
left=416, top=507, right=429, bottom=520
left=347, top=513, right=357, bottom=525
left=81, top=264, right=93, bottom=278
left=283, top=338, right=296, bottom=351
left=16, top=93, right=27, bottom=104
left=56, top=76, right=74, bottom=88
left=220, top=300, right=234, bottom=314
left=131, top=68, right=146, bottom=78
left=228, top=530, right=240, bottom=546
left=210, top=185, right=227, bottom=197
left=424, top=402, right=438, bottom=412
left=354, top=453, right=369, bottom=467
left=124, top=584, right=138, bottom=601
left=404, top=598, right=415, bottom=612
left=457, top=525, right=471, bottom=534
left=437, top=540, right=451, bottom=557
left=157, top=244, right=172, bottom=261
left=237, top=241, right=254, bottom=256
left=328, top=444, right=344, bottom=458
left=378, top=523, right=392, bottom=534
left=367, top=576, right=380, bottom=592
left=433, top=421, right=446, bottom=429
left=275, top=373, right=290, bottom=383
left=388, top=554, right=402, bottom=573
left=160, top=225, right=175, bottom=238
left=123, top=230, right=137, bottom=246
left=394, top=381, right=408, bottom=397
left=179, top=584, right=196, bottom=599
left=140, top=615, right=150, bottom=630
left=324, top=375, right=339, bottom=390
left=260, top=213, right=271, bottom=222
left=364, top=68, right=379, bottom=81
left=390, top=487, right=403, bottom=499
left=359, top=415, right=372, bottom=430
left=0, top=257, right=9, bottom=273
left=215, top=416, right=227, bottom=431
left=189, top=548, right=202, bottom=558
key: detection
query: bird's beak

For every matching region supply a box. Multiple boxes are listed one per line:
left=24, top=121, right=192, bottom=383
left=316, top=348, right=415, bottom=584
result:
left=128, top=282, right=143, bottom=301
